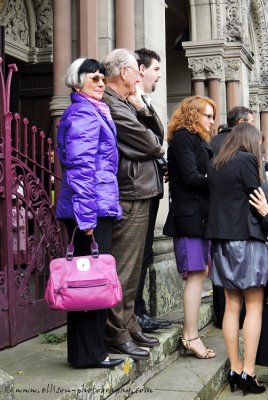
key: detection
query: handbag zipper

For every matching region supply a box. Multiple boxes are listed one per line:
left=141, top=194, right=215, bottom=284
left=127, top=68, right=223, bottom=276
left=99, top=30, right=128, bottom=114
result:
left=59, top=279, right=110, bottom=291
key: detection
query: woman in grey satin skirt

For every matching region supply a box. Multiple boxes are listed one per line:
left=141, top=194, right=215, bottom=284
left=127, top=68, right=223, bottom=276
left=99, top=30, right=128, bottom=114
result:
left=206, top=123, right=268, bottom=395
left=249, top=187, right=268, bottom=367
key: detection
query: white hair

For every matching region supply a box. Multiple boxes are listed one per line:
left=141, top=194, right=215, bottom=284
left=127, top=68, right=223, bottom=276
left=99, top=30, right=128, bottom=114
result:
left=64, top=58, right=86, bottom=89
left=102, top=48, right=137, bottom=78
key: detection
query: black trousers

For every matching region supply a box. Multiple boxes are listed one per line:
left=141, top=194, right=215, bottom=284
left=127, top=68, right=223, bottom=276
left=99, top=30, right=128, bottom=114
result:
left=135, top=196, right=160, bottom=317
left=65, top=218, right=113, bottom=367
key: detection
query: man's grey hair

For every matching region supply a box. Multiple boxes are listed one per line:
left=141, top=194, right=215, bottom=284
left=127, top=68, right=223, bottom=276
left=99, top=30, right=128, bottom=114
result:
left=227, top=106, right=253, bottom=127
left=102, top=48, right=136, bottom=78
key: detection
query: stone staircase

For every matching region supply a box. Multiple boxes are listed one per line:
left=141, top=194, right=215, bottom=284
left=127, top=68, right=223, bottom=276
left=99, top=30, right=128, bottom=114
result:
left=0, top=237, right=233, bottom=400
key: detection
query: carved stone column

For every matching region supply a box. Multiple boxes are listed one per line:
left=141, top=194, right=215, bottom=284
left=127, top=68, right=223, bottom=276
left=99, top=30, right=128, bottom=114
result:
left=208, top=79, right=221, bottom=128
left=115, top=0, right=135, bottom=49
left=79, top=0, right=98, bottom=58
left=188, top=56, right=224, bottom=129
left=249, top=94, right=260, bottom=127
left=259, top=95, right=268, bottom=158
left=50, top=0, right=72, bottom=197
left=225, top=60, right=240, bottom=110
left=193, top=81, right=205, bottom=96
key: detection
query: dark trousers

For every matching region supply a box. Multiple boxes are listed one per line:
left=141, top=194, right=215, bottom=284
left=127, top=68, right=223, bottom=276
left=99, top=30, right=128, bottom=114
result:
left=65, top=218, right=113, bottom=367
left=135, top=197, right=160, bottom=317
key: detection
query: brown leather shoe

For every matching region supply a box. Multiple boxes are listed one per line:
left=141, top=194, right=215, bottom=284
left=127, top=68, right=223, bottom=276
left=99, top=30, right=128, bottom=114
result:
left=106, top=340, right=150, bottom=360
left=131, top=331, right=160, bottom=348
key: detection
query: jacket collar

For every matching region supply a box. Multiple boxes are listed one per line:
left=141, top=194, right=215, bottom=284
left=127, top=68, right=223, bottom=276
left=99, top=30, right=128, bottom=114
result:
left=104, top=86, right=127, bottom=102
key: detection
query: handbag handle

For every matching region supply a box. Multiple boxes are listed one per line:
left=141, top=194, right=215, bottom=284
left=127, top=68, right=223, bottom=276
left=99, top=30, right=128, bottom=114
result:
left=66, top=226, right=99, bottom=261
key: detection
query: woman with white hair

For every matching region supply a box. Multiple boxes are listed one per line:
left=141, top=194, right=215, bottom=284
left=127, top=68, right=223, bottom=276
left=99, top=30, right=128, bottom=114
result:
left=56, top=58, right=123, bottom=368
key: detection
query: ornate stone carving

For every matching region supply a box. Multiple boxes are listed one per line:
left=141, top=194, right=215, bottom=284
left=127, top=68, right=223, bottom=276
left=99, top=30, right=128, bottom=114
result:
left=225, top=60, right=240, bottom=81
left=188, top=57, right=224, bottom=80
left=0, top=0, right=6, bottom=15
left=4, top=0, right=29, bottom=46
left=188, top=58, right=206, bottom=80
left=259, top=95, right=268, bottom=112
left=216, top=1, right=223, bottom=39
left=250, top=0, right=268, bottom=85
left=249, top=94, right=259, bottom=111
left=33, top=0, right=53, bottom=48
left=223, top=0, right=244, bottom=43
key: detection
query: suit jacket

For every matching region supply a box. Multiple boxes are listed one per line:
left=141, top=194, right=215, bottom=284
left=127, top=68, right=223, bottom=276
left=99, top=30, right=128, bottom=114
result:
left=163, top=128, right=212, bottom=237
left=206, top=151, right=266, bottom=241
left=138, top=95, right=165, bottom=198
left=210, top=127, right=232, bottom=155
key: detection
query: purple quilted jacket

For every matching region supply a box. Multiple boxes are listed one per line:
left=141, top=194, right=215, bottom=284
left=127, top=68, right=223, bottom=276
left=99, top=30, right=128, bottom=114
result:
left=56, top=92, right=122, bottom=230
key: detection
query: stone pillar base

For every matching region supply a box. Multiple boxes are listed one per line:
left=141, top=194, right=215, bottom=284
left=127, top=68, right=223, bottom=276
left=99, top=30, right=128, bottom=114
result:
left=143, top=236, right=183, bottom=317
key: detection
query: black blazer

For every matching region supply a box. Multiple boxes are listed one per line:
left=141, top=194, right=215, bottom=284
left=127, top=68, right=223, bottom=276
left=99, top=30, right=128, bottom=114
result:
left=206, top=151, right=266, bottom=241
left=163, top=128, right=212, bottom=237
left=137, top=96, right=165, bottom=198
left=210, top=127, right=232, bottom=155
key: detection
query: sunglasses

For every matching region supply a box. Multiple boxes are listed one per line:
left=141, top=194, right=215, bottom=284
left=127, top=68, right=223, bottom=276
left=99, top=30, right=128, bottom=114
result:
left=86, top=75, right=107, bottom=84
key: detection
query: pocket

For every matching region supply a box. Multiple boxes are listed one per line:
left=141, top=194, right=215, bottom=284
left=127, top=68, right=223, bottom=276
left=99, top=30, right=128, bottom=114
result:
left=120, top=200, right=134, bottom=215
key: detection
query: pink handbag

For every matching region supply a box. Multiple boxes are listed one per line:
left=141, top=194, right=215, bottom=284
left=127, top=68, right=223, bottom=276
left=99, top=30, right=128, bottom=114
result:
left=45, top=227, right=122, bottom=311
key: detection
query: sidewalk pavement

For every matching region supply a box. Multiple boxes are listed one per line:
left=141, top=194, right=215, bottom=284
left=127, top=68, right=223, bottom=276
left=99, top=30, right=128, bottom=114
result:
left=0, top=280, right=222, bottom=400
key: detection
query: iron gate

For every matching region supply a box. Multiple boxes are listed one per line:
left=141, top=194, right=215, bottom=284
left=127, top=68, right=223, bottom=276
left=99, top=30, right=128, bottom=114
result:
left=0, top=59, right=66, bottom=348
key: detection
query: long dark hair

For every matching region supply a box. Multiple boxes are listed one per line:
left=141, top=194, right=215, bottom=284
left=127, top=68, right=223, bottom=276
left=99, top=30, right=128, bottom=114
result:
left=212, top=122, right=263, bottom=181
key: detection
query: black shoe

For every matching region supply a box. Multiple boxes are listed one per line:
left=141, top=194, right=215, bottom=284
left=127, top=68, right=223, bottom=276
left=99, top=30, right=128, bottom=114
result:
left=106, top=341, right=150, bottom=360
left=131, top=331, right=160, bottom=348
left=95, top=356, right=125, bottom=368
left=240, top=371, right=266, bottom=395
left=136, top=315, right=161, bottom=333
left=150, top=317, right=172, bottom=328
left=140, top=314, right=172, bottom=329
left=227, top=369, right=242, bottom=392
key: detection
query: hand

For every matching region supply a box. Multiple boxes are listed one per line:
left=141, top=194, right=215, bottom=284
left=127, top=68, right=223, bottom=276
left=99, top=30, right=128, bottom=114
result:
left=163, top=165, right=169, bottom=183
left=84, top=228, right=94, bottom=236
left=249, top=187, right=268, bottom=217
left=127, top=92, right=145, bottom=111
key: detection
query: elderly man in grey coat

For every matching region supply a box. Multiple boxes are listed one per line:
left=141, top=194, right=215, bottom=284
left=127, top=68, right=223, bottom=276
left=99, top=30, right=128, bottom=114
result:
left=102, top=48, right=165, bottom=360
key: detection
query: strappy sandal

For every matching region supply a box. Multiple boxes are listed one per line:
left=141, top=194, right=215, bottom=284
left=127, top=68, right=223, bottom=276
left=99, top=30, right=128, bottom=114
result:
left=179, top=335, right=216, bottom=359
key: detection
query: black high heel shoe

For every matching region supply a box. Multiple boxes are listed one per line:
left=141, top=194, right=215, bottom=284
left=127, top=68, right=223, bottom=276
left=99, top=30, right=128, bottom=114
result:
left=227, top=369, right=242, bottom=392
left=240, top=371, right=266, bottom=396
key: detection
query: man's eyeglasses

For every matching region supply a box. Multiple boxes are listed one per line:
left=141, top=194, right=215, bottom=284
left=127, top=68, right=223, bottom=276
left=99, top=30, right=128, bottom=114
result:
left=86, top=75, right=107, bottom=84
left=203, top=113, right=215, bottom=120
left=126, top=66, right=140, bottom=77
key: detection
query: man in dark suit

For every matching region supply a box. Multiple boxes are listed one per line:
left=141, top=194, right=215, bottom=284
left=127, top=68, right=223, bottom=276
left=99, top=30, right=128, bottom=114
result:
left=133, top=48, right=171, bottom=332
left=210, top=105, right=254, bottom=328
left=210, top=106, right=254, bottom=155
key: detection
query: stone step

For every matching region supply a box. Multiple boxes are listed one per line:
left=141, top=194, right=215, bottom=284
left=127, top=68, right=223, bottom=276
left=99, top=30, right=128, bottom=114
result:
left=0, top=370, right=14, bottom=400
left=127, top=325, right=229, bottom=400
left=0, top=299, right=213, bottom=400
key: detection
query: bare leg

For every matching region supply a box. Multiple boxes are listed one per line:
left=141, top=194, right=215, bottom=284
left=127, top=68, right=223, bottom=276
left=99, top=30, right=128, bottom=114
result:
left=243, top=287, right=264, bottom=376
left=183, top=269, right=213, bottom=355
left=222, top=288, right=243, bottom=373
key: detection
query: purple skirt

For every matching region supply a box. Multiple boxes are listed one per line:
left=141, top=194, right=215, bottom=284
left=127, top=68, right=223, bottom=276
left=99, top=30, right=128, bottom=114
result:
left=173, top=237, right=211, bottom=278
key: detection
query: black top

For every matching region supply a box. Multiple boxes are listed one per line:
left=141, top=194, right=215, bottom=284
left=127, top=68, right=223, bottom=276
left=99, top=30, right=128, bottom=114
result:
left=163, top=128, right=212, bottom=237
left=210, top=127, right=232, bottom=155
left=206, top=151, right=266, bottom=241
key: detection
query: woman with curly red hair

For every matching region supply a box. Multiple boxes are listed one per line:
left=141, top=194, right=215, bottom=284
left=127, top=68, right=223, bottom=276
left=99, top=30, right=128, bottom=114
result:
left=164, top=95, right=216, bottom=359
